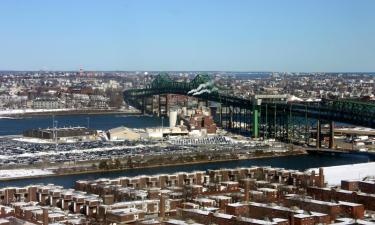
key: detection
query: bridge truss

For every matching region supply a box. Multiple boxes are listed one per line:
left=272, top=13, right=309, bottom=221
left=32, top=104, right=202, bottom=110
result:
left=124, top=73, right=375, bottom=148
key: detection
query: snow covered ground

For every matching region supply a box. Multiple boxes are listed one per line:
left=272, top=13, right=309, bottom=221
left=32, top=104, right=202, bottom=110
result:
left=309, top=162, right=375, bottom=186
left=0, top=168, right=54, bottom=180
left=0, top=108, right=72, bottom=116
left=13, top=137, right=53, bottom=144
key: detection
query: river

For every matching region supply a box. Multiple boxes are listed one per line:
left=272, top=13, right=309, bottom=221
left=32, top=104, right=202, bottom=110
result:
left=0, top=154, right=371, bottom=188
left=0, top=114, right=167, bottom=135
left=0, top=114, right=372, bottom=189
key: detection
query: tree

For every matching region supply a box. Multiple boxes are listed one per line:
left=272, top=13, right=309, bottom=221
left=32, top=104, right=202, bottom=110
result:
left=98, top=161, right=108, bottom=170
left=127, top=156, right=133, bottom=168
left=106, top=88, right=124, bottom=108
left=114, top=159, right=122, bottom=168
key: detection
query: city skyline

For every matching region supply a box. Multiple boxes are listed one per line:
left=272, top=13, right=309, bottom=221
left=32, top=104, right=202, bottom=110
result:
left=1, top=2, right=375, bottom=222
left=0, top=0, right=374, bottom=72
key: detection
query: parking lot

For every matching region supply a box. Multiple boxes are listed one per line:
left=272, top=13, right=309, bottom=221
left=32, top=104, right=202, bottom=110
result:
left=0, top=136, right=285, bottom=168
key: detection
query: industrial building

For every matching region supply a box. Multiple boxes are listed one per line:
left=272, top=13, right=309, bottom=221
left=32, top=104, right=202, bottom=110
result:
left=107, top=127, right=141, bottom=141
left=23, top=127, right=97, bottom=142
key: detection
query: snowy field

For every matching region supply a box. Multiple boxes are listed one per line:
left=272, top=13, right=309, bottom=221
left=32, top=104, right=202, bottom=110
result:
left=309, top=162, right=375, bottom=186
left=0, top=168, right=54, bottom=180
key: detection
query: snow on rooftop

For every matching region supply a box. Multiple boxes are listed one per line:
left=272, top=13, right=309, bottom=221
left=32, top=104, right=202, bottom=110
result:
left=309, top=162, right=375, bottom=186
left=293, top=214, right=312, bottom=219
left=215, top=213, right=233, bottom=219
left=167, top=219, right=203, bottom=225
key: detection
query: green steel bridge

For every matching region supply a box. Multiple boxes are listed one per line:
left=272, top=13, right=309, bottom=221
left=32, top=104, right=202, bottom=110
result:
left=124, top=73, right=375, bottom=147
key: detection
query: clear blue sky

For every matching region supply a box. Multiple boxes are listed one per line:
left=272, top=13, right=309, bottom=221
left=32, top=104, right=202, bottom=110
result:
left=0, top=0, right=374, bottom=72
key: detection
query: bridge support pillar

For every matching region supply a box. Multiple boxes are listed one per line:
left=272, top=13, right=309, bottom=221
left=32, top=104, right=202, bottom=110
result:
left=142, top=97, right=146, bottom=115
left=229, top=106, right=233, bottom=129
left=143, top=97, right=153, bottom=114
left=219, top=105, right=223, bottom=127
left=158, top=95, right=168, bottom=116
left=252, top=100, right=261, bottom=138
left=158, top=95, right=161, bottom=116
left=329, top=121, right=335, bottom=149
left=151, top=96, right=155, bottom=115
left=316, top=120, right=321, bottom=148
left=165, top=95, right=169, bottom=116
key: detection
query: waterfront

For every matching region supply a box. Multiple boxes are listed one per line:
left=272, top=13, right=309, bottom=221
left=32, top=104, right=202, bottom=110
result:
left=0, top=154, right=371, bottom=188
left=0, top=114, right=166, bottom=135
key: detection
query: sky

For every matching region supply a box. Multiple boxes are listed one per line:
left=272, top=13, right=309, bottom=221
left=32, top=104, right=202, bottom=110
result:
left=0, top=0, right=374, bottom=72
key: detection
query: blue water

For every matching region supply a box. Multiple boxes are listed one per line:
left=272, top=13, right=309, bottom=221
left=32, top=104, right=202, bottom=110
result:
left=0, top=114, right=167, bottom=135
left=0, top=154, right=370, bottom=188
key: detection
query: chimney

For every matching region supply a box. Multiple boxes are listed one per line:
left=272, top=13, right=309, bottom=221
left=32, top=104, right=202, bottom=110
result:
left=319, top=167, right=325, bottom=187
left=290, top=214, right=294, bottom=225
left=1, top=206, right=5, bottom=216
left=243, top=180, right=250, bottom=203
left=159, top=194, right=166, bottom=221
left=14, top=206, right=21, bottom=217
left=43, top=207, right=49, bottom=225
left=28, top=186, right=37, bottom=202
left=4, top=189, right=11, bottom=205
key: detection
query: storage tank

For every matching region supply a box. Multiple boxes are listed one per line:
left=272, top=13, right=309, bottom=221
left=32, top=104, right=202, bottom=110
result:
left=169, top=109, right=178, bottom=128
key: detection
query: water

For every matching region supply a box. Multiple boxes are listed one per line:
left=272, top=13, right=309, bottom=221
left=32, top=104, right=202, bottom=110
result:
left=0, top=114, right=167, bottom=135
left=0, top=114, right=372, bottom=189
left=0, top=154, right=370, bottom=188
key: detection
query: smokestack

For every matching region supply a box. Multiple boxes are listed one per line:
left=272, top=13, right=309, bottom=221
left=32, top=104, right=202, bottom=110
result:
left=43, top=207, right=49, bottom=225
left=159, top=194, right=166, bottom=221
left=169, top=109, right=178, bottom=128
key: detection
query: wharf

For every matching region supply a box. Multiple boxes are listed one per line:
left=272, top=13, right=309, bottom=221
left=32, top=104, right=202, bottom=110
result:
left=306, top=148, right=375, bottom=160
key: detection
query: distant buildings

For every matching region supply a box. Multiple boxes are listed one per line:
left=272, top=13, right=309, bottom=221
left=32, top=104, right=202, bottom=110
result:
left=1, top=71, right=374, bottom=113
left=32, top=97, right=63, bottom=109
